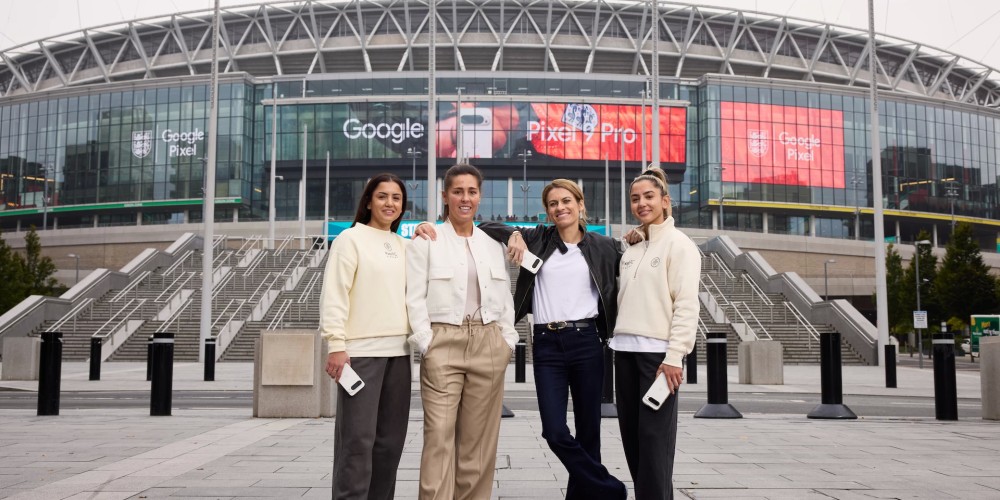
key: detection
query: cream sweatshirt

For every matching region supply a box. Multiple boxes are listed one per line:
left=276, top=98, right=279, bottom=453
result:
left=614, top=217, right=701, bottom=367
left=319, top=223, right=410, bottom=356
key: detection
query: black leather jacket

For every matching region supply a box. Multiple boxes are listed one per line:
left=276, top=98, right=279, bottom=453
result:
left=478, top=222, right=623, bottom=341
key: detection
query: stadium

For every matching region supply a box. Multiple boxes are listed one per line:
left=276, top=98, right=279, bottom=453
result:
left=2, top=0, right=1000, bottom=317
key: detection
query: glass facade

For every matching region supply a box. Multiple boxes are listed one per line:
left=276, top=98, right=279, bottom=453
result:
left=2, top=74, right=999, bottom=250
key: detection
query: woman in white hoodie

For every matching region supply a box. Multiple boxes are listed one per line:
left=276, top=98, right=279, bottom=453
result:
left=406, top=163, right=518, bottom=500
left=612, top=167, right=700, bottom=500
left=319, top=173, right=411, bottom=500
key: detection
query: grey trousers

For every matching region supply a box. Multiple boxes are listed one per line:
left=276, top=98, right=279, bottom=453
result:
left=332, top=355, right=412, bottom=500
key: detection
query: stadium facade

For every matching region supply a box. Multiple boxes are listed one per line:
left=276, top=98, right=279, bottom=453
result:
left=2, top=0, right=1000, bottom=251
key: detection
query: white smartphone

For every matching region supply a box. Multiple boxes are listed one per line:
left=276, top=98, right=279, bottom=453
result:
left=338, top=364, right=365, bottom=396
left=643, top=373, right=672, bottom=411
left=459, top=107, right=494, bottom=159
left=519, top=249, right=543, bottom=274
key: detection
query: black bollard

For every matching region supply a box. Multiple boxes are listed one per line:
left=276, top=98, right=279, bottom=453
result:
left=204, top=337, right=216, bottom=382
left=694, top=332, right=742, bottom=418
left=932, top=333, right=958, bottom=420
left=686, top=341, right=698, bottom=384
left=146, top=335, right=154, bottom=381
left=150, top=332, right=175, bottom=416
left=807, top=331, right=857, bottom=419
left=37, top=332, right=63, bottom=416
left=601, top=344, right=617, bottom=418
left=89, top=337, right=102, bottom=381
left=884, top=344, right=897, bottom=388
left=514, top=342, right=526, bottom=383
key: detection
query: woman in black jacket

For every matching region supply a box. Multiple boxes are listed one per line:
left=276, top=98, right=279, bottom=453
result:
left=474, top=179, right=626, bottom=500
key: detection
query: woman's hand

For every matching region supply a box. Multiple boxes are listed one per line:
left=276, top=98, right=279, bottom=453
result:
left=506, top=232, right=527, bottom=265
left=413, top=222, right=438, bottom=241
left=326, top=351, right=350, bottom=381
left=623, top=228, right=644, bottom=245
left=656, top=363, right=683, bottom=394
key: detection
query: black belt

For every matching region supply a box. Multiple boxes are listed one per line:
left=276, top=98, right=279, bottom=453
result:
left=533, top=318, right=597, bottom=333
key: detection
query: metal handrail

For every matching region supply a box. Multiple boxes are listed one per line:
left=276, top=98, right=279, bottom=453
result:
left=236, top=235, right=261, bottom=255
left=92, top=298, right=146, bottom=339
left=700, top=275, right=731, bottom=306
left=161, top=249, right=194, bottom=276
left=742, top=273, right=774, bottom=306
left=267, top=299, right=294, bottom=330
left=211, top=270, right=234, bottom=299
left=734, top=302, right=773, bottom=340
left=45, top=298, right=95, bottom=332
left=297, top=273, right=321, bottom=303
left=212, top=298, right=246, bottom=330
left=213, top=249, right=231, bottom=268
left=156, top=294, right=194, bottom=333
left=109, top=271, right=151, bottom=302
left=697, top=316, right=709, bottom=340
left=710, top=253, right=736, bottom=280
left=154, top=271, right=195, bottom=302
left=784, top=301, right=821, bottom=345
left=725, top=302, right=759, bottom=341
left=241, top=249, right=266, bottom=277
left=247, top=272, right=280, bottom=303
left=274, top=236, right=293, bottom=256
left=212, top=234, right=228, bottom=253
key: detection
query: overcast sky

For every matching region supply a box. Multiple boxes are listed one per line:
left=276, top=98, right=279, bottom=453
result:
left=2, top=0, right=1000, bottom=72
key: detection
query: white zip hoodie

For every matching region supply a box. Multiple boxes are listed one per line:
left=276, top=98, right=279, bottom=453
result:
left=614, top=217, right=701, bottom=367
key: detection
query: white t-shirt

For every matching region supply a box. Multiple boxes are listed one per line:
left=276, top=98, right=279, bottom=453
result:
left=532, top=242, right=599, bottom=324
left=609, top=334, right=670, bottom=354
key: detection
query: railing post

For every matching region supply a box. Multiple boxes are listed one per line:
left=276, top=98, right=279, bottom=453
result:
left=150, top=332, right=175, bottom=416
left=204, top=337, right=216, bottom=381
left=601, top=343, right=617, bottom=418
left=514, top=342, right=526, bottom=383
left=89, top=337, right=102, bottom=381
left=686, top=341, right=698, bottom=384
left=37, top=332, right=63, bottom=416
left=694, top=331, right=742, bottom=418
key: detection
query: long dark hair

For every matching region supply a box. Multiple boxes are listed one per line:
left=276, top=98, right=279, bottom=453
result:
left=352, top=173, right=407, bottom=233
left=441, top=163, right=483, bottom=220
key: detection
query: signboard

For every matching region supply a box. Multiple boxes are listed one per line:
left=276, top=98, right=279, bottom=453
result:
left=970, top=315, right=1000, bottom=354
left=326, top=220, right=607, bottom=240
left=328, top=100, right=687, bottom=166
left=913, top=311, right=928, bottom=329
left=720, top=102, right=845, bottom=188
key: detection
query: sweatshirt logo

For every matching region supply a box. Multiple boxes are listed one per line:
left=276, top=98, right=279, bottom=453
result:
left=650, top=257, right=661, bottom=268
left=384, top=242, right=399, bottom=259
left=621, top=259, right=635, bottom=272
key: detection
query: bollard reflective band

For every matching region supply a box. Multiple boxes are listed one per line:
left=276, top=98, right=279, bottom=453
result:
left=706, top=338, right=727, bottom=344
left=932, top=339, right=953, bottom=344
left=152, top=338, right=175, bottom=344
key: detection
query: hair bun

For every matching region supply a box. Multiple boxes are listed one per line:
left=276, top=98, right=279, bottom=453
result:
left=641, top=166, right=668, bottom=185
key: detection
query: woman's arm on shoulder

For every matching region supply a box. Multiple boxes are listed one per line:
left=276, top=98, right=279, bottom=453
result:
left=404, top=236, right=434, bottom=354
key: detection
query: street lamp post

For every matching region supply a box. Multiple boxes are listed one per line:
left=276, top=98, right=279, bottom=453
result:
left=915, top=239, right=931, bottom=368
left=67, top=253, right=79, bottom=284
left=407, top=147, right=422, bottom=217
left=518, top=150, right=532, bottom=220
left=824, top=259, right=836, bottom=301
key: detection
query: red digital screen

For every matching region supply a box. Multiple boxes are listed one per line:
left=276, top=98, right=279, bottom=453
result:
left=720, top=102, right=844, bottom=188
left=435, top=101, right=686, bottom=164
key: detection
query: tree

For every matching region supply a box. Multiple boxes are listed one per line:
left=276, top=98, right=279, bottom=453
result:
left=880, top=243, right=909, bottom=334
left=932, top=222, right=999, bottom=329
left=901, top=229, right=939, bottom=326
left=0, top=229, right=28, bottom=313
left=0, top=227, right=65, bottom=316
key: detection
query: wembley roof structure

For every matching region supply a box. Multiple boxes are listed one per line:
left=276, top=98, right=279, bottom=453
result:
left=2, top=0, right=998, bottom=108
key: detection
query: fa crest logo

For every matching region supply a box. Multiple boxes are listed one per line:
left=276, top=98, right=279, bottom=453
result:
left=132, top=130, right=153, bottom=159
left=747, top=129, right=769, bottom=158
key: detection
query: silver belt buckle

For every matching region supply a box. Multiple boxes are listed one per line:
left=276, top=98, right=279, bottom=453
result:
left=546, top=321, right=568, bottom=331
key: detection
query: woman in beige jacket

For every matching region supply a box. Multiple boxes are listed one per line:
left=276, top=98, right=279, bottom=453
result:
left=405, top=163, right=518, bottom=500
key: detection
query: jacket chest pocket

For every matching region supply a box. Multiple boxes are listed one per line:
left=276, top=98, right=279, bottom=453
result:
left=481, top=265, right=508, bottom=312
left=427, top=266, right=455, bottom=312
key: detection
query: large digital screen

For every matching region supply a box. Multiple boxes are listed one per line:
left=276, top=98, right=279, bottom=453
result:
left=720, top=102, right=844, bottom=188
left=331, top=100, right=686, bottom=165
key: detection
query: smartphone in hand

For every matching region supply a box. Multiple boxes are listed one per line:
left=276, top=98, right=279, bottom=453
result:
left=520, top=249, right=543, bottom=274
left=338, top=364, right=365, bottom=396
left=643, top=373, right=671, bottom=411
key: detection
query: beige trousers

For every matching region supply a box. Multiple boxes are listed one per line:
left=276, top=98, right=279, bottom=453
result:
left=419, top=319, right=511, bottom=500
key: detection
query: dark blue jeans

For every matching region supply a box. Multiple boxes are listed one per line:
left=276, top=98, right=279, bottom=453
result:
left=533, top=323, right=626, bottom=500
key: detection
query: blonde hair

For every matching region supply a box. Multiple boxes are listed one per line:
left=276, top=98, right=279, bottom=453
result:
left=542, top=179, right=588, bottom=224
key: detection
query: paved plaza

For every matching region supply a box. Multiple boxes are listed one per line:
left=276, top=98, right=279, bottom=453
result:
left=0, top=362, right=998, bottom=499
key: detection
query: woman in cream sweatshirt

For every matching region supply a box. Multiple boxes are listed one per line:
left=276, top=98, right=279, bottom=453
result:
left=612, top=167, right=700, bottom=500
left=319, top=173, right=411, bottom=500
